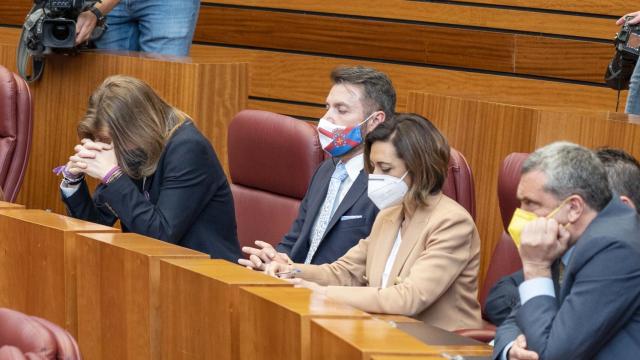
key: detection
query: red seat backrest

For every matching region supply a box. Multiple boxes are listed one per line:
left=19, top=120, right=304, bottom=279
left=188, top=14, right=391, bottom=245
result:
left=228, top=110, right=324, bottom=250
left=479, top=152, right=529, bottom=309
left=442, top=148, right=476, bottom=220
left=0, top=66, right=33, bottom=202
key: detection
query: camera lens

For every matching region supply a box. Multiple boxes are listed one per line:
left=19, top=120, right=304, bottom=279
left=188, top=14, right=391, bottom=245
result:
left=52, top=24, right=71, bottom=41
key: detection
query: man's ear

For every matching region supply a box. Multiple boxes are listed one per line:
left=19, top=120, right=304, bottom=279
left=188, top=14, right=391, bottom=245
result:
left=566, top=195, right=585, bottom=223
left=367, top=111, right=385, bottom=132
left=620, top=195, right=637, bottom=211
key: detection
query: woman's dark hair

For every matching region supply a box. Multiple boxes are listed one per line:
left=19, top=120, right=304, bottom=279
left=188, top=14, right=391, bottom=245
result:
left=364, top=113, right=450, bottom=207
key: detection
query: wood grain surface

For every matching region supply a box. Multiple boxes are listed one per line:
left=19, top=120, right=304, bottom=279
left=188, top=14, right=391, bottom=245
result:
left=238, top=286, right=370, bottom=360
left=310, top=318, right=491, bottom=360
left=75, top=233, right=208, bottom=360
left=159, top=259, right=291, bottom=360
left=0, top=209, right=118, bottom=336
left=407, top=91, right=640, bottom=284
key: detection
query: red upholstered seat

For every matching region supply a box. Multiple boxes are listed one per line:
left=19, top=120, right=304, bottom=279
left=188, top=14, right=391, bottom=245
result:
left=479, top=152, right=529, bottom=307
left=456, top=152, right=528, bottom=342
left=442, top=148, right=476, bottom=220
left=0, top=66, right=33, bottom=202
left=228, top=110, right=324, bottom=250
left=0, top=308, right=80, bottom=359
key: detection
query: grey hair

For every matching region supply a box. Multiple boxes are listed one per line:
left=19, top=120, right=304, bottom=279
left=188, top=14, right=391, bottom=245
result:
left=522, top=141, right=612, bottom=211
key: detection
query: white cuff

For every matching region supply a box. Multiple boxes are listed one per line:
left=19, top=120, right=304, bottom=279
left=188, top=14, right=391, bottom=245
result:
left=519, top=277, right=555, bottom=305
left=60, top=181, right=80, bottom=198
left=501, top=341, right=515, bottom=360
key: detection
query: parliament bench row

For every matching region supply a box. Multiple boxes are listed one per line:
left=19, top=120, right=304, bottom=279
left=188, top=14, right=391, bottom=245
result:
left=0, top=202, right=492, bottom=359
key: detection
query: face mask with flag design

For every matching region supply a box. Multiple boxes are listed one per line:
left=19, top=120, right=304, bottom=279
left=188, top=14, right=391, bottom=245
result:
left=317, top=113, right=375, bottom=157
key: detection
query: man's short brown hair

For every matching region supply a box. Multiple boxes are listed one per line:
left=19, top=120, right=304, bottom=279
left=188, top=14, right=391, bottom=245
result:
left=331, top=66, right=396, bottom=119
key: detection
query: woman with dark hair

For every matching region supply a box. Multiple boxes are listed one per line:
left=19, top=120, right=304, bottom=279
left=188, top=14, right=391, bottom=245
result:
left=266, top=113, right=481, bottom=330
left=58, top=75, right=240, bottom=261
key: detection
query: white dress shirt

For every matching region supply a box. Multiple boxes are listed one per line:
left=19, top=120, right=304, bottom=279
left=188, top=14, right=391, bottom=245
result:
left=381, top=229, right=402, bottom=288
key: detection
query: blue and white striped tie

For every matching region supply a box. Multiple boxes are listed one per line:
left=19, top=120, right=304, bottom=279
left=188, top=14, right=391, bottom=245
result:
left=305, top=163, right=348, bottom=264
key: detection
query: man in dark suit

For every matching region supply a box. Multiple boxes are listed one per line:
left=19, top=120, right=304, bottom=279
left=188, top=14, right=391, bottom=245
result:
left=485, top=147, right=640, bottom=327
left=493, top=142, right=640, bottom=360
left=239, top=66, right=396, bottom=267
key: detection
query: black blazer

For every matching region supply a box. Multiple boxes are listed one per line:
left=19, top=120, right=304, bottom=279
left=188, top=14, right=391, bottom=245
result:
left=62, top=121, right=241, bottom=261
left=493, top=198, right=640, bottom=360
left=277, top=158, right=378, bottom=264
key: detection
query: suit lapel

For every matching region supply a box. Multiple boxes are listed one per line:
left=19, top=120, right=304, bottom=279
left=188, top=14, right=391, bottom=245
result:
left=368, top=206, right=403, bottom=288
left=321, top=169, right=367, bottom=238
left=386, top=194, right=441, bottom=286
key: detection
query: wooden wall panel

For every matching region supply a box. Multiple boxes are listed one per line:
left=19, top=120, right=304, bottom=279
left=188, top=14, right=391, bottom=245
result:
left=0, top=1, right=620, bottom=40
left=195, top=6, right=611, bottom=83
left=204, top=1, right=618, bottom=40
left=451, top=0, right=628, bottom=17
left=407, top=91, right=640, bottom=283
left=189, top=44, right=622, bottom=113
left=196, top=6, right=516, bottom=74
left=247, top=99, right=324, bottom=120
left=514, top=36, right=612, bottom=83
left=0, top=0, right=29, bottom=25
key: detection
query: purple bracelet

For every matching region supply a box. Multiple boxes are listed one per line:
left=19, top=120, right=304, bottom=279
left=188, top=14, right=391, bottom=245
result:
left=102, top=166, right=121, bottom=184
left=53, top=165, right=82, bottom=180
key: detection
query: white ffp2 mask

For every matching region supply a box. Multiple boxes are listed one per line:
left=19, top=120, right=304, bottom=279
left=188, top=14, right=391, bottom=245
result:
left=367, top=172, right=408, bottom=210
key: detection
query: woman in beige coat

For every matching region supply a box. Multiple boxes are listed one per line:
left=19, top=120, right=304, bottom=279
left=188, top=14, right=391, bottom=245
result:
left=266, top=113, right=482, bottom=331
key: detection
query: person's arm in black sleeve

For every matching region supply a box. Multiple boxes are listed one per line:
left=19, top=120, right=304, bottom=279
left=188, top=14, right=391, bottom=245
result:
left=62, top=180, right=118, bottom=226
left=484, top=270, right=524, bottom=326
left=95, top=136, right=220, bottom=244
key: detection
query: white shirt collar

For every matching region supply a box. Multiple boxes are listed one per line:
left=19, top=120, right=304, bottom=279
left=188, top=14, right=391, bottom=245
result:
left=341, top=153, right=364, bottom=182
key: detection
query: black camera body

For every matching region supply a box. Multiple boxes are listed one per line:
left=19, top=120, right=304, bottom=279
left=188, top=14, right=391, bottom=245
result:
left=615, top=16, right=640, bottom=56
left=605, top=16, right=640, bottom=90
left=40, top=0, right=85, bottom=48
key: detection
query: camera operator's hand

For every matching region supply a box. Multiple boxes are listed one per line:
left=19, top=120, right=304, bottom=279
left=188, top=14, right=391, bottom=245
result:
left=617, top=11, right=640, bottom=26
left=75, top=10, right=97, bottom=45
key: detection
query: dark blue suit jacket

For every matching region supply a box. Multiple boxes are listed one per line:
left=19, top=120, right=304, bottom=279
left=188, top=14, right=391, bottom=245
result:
left=276, top=158, right=378, bottom=264
left=494, top=198, right=640, bottom=360
left=62, top=121, right=241, bottom=261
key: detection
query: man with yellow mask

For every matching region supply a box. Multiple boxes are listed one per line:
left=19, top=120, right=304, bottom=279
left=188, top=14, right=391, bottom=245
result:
left=485, top=147, right=640, bottom=328
left=492, top=142, right=640, bottom=360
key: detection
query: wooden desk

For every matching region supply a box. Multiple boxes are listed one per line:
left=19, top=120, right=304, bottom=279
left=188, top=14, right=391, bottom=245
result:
left=0, top=201, right=24, bottom=209
left=75, top=233, right=209, bottom=360
left=159, top=259, right=291, bottom=360
left=310, top=318, right=492, bottom=360
left=0, top=210, right=118, bottom=335
left=407, top=91, right=640, bottom=283
left=372, top=314, right=422, bottom=324
left=238, top=286, right=371, bottom=360
left=372, top=356, right=490, bottom=360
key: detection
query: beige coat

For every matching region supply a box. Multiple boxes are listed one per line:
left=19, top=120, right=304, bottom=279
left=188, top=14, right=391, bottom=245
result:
left=296, top=193, right=482, bottom=331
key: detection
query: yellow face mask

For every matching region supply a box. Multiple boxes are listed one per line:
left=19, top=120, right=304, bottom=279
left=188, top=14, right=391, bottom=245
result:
left=507, top=198, right=569, bottom=248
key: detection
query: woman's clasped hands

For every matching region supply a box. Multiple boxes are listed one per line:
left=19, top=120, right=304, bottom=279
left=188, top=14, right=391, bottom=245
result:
left=66, top=138, right=117, bottom=180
